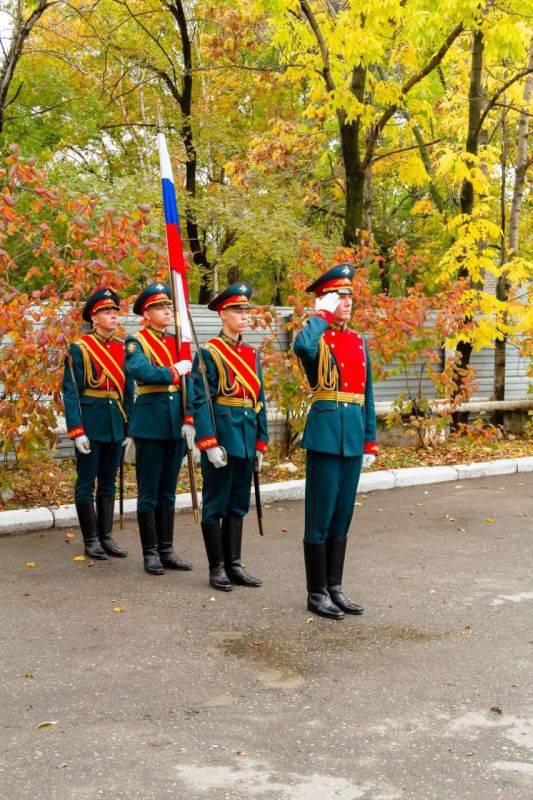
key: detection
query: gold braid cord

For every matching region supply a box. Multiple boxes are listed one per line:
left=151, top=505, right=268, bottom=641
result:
left=77, top=341, right=107, bottom=390
left=76, top=340, right=127, bottom=421
left=297, top=336, right=338, bottom=392
left=204, top=343, right=240, bottom=397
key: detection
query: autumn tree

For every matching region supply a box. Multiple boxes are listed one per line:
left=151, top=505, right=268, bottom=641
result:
left=0, top=146, right=161, bottom=465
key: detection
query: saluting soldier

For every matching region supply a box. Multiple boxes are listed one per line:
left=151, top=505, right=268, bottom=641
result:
left=293, top=264, right=378, bottom=620
left=191, top=283, right=268, bottom=592
left=125, top=282, right=194, bottom=575
left=62, top=288, right=134, bottom=560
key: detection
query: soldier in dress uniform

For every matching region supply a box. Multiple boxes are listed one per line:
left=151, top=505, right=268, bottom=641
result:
left=293, top=263, right=378, bottom=620
left=62, top=288, right=134, bottom=560
left=191, top=283, right=268, bottom=592
left=125, top=283, right=194, bottom=575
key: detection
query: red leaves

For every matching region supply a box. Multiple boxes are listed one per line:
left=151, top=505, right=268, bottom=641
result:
left=0, top=149, right=162, bottom=466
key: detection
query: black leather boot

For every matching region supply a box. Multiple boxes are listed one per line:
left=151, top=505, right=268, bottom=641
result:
left=326, top=537, right=364, bottom=615
left=155, top=507, right=192, bottom=570
left=304, top=541, right=344, bottom=620
left=222, top=516, right=262, bottom=587
left=137, top=510, right=164, bottom=575
left=201, top=522, right=232, bottom=591
left=96, top=496, right=127, bottom=558
left=76, top=502, right=108, bottom=560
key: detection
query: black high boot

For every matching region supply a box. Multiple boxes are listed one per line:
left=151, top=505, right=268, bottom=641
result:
left=326, top=538, right=364, bottom=614
left=222, top=516, right=262, bottom=587
left=201, top=522, right=232, bottom=591
left=75, top=502, right=107, bottom=560
left=155, top=507, right=192, bottom=570
left=304, top=541, right=344, bottom=620
left=96, top=496, right=127, bottom=558
left=137, top=510, right=164, bottom=575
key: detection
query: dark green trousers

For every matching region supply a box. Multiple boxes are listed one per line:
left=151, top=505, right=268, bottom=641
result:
left=304, top=450, right=363, bottom=543
left=201, top=453, right=254, bottom=525
left=74, top=439, right=122, bottom=504
left=135, top=437, right=186, bottom=512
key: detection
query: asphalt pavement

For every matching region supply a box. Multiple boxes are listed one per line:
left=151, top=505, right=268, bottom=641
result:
left=1, top=473, right=532, bottom=800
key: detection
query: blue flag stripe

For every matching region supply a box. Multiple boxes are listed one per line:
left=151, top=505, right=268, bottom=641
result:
left=162, top=178, right=180, bottom=226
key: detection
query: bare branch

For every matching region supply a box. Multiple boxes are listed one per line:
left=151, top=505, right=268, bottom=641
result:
left=472, top=66, right=533, bottom=141
left=299, top=0, right=335, bottom=92
left=364, top=23, right=464, bottom=168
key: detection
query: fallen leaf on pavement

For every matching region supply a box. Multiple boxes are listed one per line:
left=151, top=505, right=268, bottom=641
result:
left=486, top=517, right=494, bottom=523
left=280, top=527, right=288, bottom=532
left=306, top=617, right=314, bottom=624
left=463, top=625, right=473, bottom=635
left=37, top=721, right=58, bottom=729
left=73, top=555, right=86, bottom=562
left=25, top=673, right=33, bottom=679
left=55, top=763, right=68, bottom=769
left=235, top=749, right=246, bottom=757
left=490, top=706, right=502, bottom=714
left=113, top=607, right=124, bottom=613
left=25, top=562, right=36, bottom=568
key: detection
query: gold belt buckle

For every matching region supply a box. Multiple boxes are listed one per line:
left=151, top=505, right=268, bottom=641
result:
left=168, top=385, right=178, bottom=393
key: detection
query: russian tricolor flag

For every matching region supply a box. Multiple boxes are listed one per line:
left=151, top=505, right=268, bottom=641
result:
left=157, top=130, right=192, bottom=356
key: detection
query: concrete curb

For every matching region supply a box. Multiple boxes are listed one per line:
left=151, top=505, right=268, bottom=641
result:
left=0, top=507, right=54, bottom=536
left=0, top=457, right=531, bottom=535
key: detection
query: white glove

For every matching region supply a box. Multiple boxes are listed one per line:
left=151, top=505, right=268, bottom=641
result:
left=122, top=436, right=133, bottom=450
left=173, top=359, right=192, bottom=376
left=181, top=424, right=196, bottom=450
left=255, top=451, right=264, bottom=472
left=74, top=435, right=91, bottom=455
left=206, top=446, right=227, bottom=469
left=362, top=454, right=376, bottom=469
left=315, top=292, right=340, bottom=316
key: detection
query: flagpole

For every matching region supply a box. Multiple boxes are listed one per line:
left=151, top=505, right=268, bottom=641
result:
left=156, top=115, right=200, bottom=524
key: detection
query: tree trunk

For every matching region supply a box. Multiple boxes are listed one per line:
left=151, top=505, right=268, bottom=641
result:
left=0, top=1, right=54, bottom=135
left=166, top=0, right=213, bottom=303
left=337, top=65, right=366, bottom=246
left=493, top=36, right=533, bottom=424
left=452, top=29, right=485, bottom=428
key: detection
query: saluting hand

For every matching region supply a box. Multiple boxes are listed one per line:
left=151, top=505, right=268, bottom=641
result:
left=173, top=359, right=192, bottom=375
left=74, top=435, right=91, bottom=455
left=362, top=454, right=376, bottom=469
left=314, top=292, right=340, bottom=315
left=206, top=446, right=227, bottom=469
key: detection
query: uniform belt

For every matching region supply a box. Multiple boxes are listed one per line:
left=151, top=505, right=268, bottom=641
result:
left=312, top=390, right=364, bottom=405
left=215, top=397, right=261, bottom=411
left=83, top=389, right=120, bottom=400
left=137, top=384, right=180, bottom=395
left=215, top=396, right=254, bottom=408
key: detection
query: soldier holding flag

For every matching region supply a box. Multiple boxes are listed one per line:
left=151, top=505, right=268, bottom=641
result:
left=191, top=284, right=269, bottom=592
left=125, top=283, right=194, bottom=575
left=62, top=288, right=134, bottom=560
left=124, top=125, right=198, bottom=575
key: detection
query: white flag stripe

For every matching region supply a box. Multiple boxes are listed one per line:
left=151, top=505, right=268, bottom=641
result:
left=171, top=272, right=192, bottom=343
left=157, top=132, right=174, bottom=182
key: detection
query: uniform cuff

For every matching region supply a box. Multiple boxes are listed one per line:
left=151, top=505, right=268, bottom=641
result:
left=170, top=366, right=181, bottom=385
left=183, top=414, right=193, bottom=425
left=197, top=435, right=218, bottom=451
left=314, top=310, right=334, bottom=323
left=255, top=439, right=268, bottom=453
left=364, top=441, right=379, bottom=455
left=68, top=425, right=85, bottom=440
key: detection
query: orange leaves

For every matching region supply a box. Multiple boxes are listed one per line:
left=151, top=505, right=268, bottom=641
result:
left=0, top=149, right=162, bottom=468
